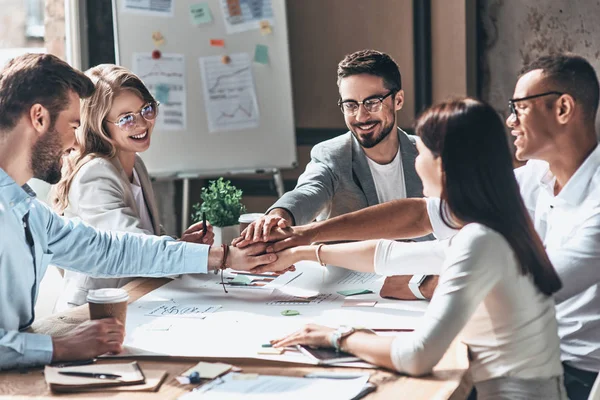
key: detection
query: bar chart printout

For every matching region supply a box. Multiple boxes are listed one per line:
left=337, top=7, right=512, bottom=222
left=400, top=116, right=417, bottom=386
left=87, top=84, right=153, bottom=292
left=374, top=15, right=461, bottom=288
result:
left=199, top=53, right=260, bottom=133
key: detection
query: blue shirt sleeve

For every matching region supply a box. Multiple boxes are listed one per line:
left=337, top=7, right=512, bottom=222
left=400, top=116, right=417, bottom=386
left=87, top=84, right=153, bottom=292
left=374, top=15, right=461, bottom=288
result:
left=0, top=329, right=53, bottom=370
left=41, top=201, right=210, bottom=277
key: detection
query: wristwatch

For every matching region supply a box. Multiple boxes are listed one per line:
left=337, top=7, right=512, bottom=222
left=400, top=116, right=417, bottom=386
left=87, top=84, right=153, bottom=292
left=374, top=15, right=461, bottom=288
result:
left=408, top=274, right=427, bottom=300
left=330, top=326, right=356, bottom=352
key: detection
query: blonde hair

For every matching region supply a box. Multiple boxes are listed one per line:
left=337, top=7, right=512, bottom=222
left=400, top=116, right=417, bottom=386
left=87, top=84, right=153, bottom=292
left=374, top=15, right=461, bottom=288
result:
left=51, top=64, right=155, bottom=214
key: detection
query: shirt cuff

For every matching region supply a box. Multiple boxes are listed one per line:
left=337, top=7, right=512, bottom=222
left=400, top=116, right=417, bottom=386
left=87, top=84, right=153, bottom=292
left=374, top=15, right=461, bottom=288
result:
left=21, top=332, right=54, bottom=367
left=183, top=242, right=210, bottom=274
left=426, top=197, right=459, bottom=240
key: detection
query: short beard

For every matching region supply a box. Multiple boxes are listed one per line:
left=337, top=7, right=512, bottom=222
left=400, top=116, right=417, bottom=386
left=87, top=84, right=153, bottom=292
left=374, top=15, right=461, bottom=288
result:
left=31, top=125, right=63, bottom=184
left=352, top=119, right=395, bottom=149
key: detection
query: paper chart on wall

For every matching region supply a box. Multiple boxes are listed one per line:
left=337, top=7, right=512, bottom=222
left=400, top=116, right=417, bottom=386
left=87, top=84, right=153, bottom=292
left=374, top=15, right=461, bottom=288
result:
left=133, top=53, right=187, bottom=131
left=122, top=0, right=174, bottom=17
left=219, top=0, right=275, bottom=34
left=199, top=53, right=260, bottom=133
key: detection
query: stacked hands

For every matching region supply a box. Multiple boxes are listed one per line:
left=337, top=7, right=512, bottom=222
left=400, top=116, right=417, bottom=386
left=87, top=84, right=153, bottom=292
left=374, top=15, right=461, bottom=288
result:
left=232, top=215, right=339, bottom=350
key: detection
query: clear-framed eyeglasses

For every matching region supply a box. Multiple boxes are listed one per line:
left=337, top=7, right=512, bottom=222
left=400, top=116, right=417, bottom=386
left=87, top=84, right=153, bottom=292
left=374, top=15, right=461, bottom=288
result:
left=106, top=102, right=160, bottom=132
left=338, top=91, right=395, bottom=116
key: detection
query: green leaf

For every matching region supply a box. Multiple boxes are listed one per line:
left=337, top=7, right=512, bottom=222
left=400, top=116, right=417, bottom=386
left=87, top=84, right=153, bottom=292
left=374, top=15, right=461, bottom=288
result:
left=190, top=177, right=246, bottom=227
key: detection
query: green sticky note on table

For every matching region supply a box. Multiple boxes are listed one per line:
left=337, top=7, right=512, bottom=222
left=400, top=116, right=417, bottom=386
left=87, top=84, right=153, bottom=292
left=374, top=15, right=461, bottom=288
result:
left=337, top=289, right=373, bottom=297
left=281, top=309, right=300, bottom=316
left=190, top=3, right=213, bottom=26
left=154, top=84, right=170, bottom=104
left=254, top=44, right=269, bottom=65
left=230, top=275, right=252, bottom=285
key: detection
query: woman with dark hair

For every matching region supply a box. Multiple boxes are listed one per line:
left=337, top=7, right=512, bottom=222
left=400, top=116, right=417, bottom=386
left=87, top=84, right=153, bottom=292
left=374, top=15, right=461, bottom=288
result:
left=256, top=98, right=566, bottom=399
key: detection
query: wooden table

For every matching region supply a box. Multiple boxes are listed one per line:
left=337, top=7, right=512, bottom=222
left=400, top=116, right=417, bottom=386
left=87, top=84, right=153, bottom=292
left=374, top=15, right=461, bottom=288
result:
left=0, top=278, right=472, bottom=399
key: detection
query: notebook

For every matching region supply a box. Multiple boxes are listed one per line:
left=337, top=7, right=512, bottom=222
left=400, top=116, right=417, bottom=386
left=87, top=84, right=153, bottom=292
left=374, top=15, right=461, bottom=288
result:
left=45, top=361, right=152, bottom=393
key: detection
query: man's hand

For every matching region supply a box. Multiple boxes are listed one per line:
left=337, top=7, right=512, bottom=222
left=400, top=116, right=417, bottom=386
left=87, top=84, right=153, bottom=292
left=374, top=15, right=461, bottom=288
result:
left=51, top=318, right=125, bottom=362
left=380, top=275, right=439, bottom=300
left=180, top=220, right=214, bottom=245
left=251, top=247, right=300, bottom=274
left=227, top=242, right=279, bottom=271
left=232, top=215, right=290, bottom=247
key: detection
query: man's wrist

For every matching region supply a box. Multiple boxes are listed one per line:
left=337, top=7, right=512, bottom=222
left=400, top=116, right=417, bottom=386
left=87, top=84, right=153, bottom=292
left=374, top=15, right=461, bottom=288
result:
left=420, top=275, right=439, bottom=299
left=207, top=246, right=225, bottom=271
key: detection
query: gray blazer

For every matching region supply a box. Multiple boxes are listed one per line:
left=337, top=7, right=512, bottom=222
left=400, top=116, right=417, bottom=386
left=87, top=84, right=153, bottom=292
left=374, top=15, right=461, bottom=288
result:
left=268, top=128, right=423, bottom=226
left=55, top=155, right=165, bottom=310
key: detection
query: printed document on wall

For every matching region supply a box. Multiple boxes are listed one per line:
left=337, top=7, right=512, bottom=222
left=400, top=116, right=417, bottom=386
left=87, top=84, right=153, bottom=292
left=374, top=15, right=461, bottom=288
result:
left=199, top=53, right=260, bottom=133
left=122, top=0, right=174, bottom=17
left=219, top=0, right=275, bottom=34
left=133, top=53, right=187, bottom=131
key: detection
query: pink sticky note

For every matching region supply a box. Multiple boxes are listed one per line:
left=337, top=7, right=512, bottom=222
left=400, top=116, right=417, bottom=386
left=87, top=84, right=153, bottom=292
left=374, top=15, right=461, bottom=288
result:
left=342, top=299, right=377, bottom=307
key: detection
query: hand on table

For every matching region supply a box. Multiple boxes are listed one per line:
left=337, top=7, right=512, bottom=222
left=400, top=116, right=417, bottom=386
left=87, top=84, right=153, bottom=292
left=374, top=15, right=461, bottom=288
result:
left=271, top=324, right=335, bottom=349
left=180, top=220, right=214, bottom=245
left=51, top=318, right=125, bottom=362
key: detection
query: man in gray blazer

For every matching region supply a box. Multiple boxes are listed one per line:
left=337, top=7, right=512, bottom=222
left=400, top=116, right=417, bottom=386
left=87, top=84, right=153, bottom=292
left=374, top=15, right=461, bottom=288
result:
left=239, top=50, right=423, bottom=241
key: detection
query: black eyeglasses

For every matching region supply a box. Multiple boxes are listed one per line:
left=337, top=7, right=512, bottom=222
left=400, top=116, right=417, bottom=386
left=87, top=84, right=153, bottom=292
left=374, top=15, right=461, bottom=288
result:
left=508, top=91, right=563, bottom=119
left=106, top=102, right=159, bottom=132
left=338, top=91, right=395, bottom=116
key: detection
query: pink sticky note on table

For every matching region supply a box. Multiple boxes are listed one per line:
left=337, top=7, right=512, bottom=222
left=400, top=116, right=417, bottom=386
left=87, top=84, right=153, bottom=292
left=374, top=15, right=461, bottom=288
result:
left=342, top=299, right=377, bottom=307
left=210, top=39, right=225, bottom=47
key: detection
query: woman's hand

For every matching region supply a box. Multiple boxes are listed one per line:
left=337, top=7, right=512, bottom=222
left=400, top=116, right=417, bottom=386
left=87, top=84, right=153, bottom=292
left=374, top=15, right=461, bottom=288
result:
left=181, top=220, right=214, bottom=245
left=271, top=324, right=335, bottom=349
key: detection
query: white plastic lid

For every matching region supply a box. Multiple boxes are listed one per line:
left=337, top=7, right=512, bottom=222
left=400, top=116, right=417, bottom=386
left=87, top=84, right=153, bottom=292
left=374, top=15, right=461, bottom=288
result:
left=86, top=288, right=129, bottom=304
left=238, top=213, right=264, bottom=223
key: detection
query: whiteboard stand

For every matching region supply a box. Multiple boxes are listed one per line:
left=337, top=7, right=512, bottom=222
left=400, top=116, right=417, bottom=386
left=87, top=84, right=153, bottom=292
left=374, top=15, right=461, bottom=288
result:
left=179, top=168, right=286, bottom=234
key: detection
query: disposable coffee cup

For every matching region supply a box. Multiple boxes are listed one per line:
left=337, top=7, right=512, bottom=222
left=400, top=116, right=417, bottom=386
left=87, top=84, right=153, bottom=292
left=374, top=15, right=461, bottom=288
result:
left=238, top=213, right=264, bottom=232
left=87, top=288, right=129, bottom=325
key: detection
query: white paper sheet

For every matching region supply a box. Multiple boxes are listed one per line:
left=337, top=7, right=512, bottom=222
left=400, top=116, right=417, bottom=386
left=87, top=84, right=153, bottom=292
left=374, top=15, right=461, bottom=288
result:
left=218, top=0, right=275, bottom=34
left=199, top=53, right=260, bottom=133
left=122, top=0, right=174, bottom=17
left=180, top=373, right=369, bottom=400
left=132, top=53, right=187, bottom=131
left=118, top=262, right=426, bottom=364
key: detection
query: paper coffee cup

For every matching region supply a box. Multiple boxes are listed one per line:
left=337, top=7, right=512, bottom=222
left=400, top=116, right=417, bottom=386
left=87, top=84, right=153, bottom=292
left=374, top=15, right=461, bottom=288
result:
left=87, top=288, right=129, bottom=325
left=238, top=213, right=264, bottom=232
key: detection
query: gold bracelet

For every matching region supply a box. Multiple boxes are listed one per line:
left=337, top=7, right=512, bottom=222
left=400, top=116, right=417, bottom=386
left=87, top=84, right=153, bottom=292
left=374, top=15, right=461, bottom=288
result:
left=315, top=243, right=326, bottom=266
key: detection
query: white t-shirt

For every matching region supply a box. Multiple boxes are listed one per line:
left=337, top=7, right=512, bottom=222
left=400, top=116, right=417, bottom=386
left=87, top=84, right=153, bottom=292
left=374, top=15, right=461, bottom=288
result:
left=130, top=168, right=154, bottom=233
left=366, top=149, right=407, bottom=203
left=374, top=223, right=563, bottom=382
left=427, top=144, right=600, bottom=372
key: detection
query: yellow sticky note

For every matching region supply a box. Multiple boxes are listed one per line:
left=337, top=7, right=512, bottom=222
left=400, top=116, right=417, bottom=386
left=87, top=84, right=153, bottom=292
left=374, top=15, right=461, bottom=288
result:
left=259, top=20, right=272, bottom=35
left=257, top=347, right=284, bottom=355
left=152, top=31, right=165, bottom=47
left=181, top=362, right=232, bottom=379
left=232, top=373, right=259, bottom=380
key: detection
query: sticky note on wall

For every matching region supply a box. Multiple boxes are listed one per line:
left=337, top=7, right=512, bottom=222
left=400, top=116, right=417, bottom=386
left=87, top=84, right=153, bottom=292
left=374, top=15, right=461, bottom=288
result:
left=154, top=84, right=170, bottom=104
left=254, top=44, right=269, bottom=65
left=190, top=3, right=213, bottom=26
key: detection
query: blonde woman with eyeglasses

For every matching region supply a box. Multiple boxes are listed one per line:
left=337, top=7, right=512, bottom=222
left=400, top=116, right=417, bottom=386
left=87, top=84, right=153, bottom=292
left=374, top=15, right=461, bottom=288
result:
left=51, top=64, right=214, bottom=310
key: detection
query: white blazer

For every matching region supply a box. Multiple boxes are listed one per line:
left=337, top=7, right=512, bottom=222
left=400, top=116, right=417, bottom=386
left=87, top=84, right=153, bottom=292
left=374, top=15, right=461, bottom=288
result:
left=54, top=155, right=165, bottom=310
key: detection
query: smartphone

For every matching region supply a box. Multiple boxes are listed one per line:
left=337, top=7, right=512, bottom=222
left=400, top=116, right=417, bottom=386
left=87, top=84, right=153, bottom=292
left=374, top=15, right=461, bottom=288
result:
left=297, top=345, right=361, bottom=365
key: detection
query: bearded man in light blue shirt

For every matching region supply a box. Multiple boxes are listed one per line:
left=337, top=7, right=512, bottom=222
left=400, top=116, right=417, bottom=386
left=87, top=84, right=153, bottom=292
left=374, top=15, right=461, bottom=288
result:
left=0, top=53, right=275, bottom=371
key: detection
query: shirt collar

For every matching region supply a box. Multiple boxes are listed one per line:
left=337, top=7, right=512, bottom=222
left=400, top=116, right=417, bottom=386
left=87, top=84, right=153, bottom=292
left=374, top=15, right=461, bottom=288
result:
left=0, top=168, right=37, bottom=218
left=539, top=143, right=600, bottom=206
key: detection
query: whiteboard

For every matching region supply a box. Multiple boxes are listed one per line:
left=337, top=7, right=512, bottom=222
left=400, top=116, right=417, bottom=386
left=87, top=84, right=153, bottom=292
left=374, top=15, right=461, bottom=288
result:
left=112, top=0, right=296, bottom=177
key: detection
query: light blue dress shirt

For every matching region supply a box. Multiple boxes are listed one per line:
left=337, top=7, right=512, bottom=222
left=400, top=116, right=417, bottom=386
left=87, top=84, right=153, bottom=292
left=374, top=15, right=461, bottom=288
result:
left=0, top=168, right=209, bottom=370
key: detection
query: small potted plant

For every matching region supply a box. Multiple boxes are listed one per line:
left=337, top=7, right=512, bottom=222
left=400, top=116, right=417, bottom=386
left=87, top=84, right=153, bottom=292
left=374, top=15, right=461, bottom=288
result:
left=192, top=177, right=246, bottom=246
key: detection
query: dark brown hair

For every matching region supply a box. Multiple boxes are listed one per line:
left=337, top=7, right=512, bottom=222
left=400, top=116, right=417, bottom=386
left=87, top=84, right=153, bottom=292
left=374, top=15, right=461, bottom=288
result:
left=521, top=53, right=599, bottom=119
left=416, top=98, right=562, bottom=296
left=337, top=49, right=401, bottom=92
left=0, top=53, right=94, bottom=131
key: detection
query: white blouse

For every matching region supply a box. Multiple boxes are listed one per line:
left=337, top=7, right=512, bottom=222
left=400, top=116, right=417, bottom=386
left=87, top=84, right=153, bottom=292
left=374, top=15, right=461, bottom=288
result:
left=374, top=223, right=563, bottom=383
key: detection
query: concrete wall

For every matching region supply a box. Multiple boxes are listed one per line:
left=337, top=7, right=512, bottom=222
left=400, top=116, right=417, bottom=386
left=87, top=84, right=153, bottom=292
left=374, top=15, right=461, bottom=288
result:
left=479, top=0, right=600, bottom=132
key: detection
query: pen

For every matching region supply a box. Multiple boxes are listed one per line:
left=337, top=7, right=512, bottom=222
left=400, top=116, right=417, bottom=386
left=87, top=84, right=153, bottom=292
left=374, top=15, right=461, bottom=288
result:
left=51, top=358, right=96, bottom=368
left=201, top=212, right=206, bottom=239
left=58, top=371, right=122, bottom=379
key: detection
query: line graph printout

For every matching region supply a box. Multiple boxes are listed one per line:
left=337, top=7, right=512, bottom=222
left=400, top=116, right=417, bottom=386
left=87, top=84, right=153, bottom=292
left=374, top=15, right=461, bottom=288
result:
left=199, top=53, right=260, bottom=133
left=132, top=53, right=186, bottom=131
left=219, top=0, right=275, bottom=34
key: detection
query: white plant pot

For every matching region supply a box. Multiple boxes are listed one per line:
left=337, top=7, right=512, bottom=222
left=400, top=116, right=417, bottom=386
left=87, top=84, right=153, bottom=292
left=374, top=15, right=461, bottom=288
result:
left=213, top=224, right=240, bottom=246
